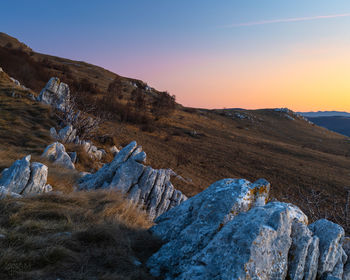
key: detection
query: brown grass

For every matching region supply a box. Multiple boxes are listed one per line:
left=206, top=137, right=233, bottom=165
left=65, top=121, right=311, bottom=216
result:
left=0, top=191, right=160, bottom=280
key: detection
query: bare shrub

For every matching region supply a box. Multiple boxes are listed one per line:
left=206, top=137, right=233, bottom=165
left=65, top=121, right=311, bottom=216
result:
left=151, top=91, right=176, bottom=119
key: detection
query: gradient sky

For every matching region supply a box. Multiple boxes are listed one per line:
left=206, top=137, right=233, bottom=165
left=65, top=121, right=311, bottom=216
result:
left=1, top=0, right=350, bottom=111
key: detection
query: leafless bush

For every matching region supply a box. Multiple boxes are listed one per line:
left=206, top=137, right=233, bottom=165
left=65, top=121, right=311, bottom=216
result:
left=55, top=95, right=104, bottom=140
left=287, top=186, right=350, bottom=233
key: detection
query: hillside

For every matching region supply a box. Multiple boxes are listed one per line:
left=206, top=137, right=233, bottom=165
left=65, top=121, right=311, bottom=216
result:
left=1, top=32, right=350, bottom=279
left=0, top=33, right=349, bottom=224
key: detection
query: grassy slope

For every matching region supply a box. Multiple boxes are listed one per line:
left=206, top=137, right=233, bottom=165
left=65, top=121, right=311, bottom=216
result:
left=1, top=32, right=350, bottom=278
left=0, top=71, right=160, bottom=280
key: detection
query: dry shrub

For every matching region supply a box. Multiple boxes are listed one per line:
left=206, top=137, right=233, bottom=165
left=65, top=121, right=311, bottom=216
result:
left=0, top=191, right=160, bottom=280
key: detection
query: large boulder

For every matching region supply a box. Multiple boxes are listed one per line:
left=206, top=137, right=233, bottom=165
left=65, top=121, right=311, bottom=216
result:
left=78, top=141, right=187, bottom=218
left=42, top=142, right=75, bottom=169
left=38, top=77, right=70, bottom=111
left=148, top=200, right=310, bottom=279
left=146, top=177, right=348, bottom=280
left=0, top=156, right=51, bottom=197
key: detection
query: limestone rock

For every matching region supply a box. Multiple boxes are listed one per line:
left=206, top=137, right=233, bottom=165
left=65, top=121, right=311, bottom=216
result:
left=147, top=178, right=271, bottom=278
left=42, top=142, right=75, bottom=169
left=110, top=145, right=119, bottom=155
left=78, top=141, right=187, bottom=218
left=287, top=221, right=314, bottom=280
left=38, top=77, right=70, bottom=111
left=304, top=235, right=320, bottom=280
left=58, top=125, right=76, bottom=144
left=0, top=156, right=51, bottom=197
left=0, top=155, right=31, bottom=193
left=342, top=237, right=350, bottom=280
left=148, top=200, right=309, bottom=280
left=50, top=127, right=59, bottom=140
left=309, top=219, right=345, bottom=278
left=0, top=186, right=22, bottom=198
left=22, top=162, right=48, bottom=195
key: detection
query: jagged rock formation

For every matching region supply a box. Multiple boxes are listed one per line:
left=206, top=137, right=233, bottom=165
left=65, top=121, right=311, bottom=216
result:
left=37, top=77, right=70, bottom=111
left=78, top=141, right=187, bottom=219
left=147, top=178, right=350, bottom=280
left=0, top=155, right=52, bottom=197
left=42, top=142, right=75, bottom=169
left=50, top=125, right=105, bottom=161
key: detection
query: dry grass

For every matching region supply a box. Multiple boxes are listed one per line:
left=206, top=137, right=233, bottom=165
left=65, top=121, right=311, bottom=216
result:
left=0, top=191, right=160, bottom=280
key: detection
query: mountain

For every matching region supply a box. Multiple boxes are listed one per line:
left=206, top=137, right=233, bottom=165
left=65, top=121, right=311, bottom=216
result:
left=307, top=116, right=350, bottom=137
left=300, top=111, right=350, bottom=117
left=299, top=111, right=350, bottom=137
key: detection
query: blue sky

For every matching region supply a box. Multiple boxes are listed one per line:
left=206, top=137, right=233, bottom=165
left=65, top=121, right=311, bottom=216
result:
left=1, top=0, right=350, bottom=110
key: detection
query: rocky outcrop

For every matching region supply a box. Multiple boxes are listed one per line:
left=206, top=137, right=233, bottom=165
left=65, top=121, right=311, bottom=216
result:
left=0, top=155, right=51, bottom=197
left=50, top=125, right=105, bottom=161
left=38, top=77, right=70, bottom=111
left=146, top=178, right=350, bottom=280
left=78, top=141, right=187, bottom=218
left=309, top=219, right=347, bottom=279
left=42, top=142, right=75, bottom=169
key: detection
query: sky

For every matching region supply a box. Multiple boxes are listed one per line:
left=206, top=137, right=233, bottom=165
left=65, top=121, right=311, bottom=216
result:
left=1, top=0, right=350, bottom=111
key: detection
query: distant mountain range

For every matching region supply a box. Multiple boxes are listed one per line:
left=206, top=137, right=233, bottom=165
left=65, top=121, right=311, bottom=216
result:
left=299, top=111, right=350, bottom=137
left=299, top=111, right=350, bottom=118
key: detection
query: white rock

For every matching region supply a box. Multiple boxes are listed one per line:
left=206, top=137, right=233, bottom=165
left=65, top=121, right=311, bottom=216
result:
left=0, top=155, right=31, bottom=193
left=50, top=127, right=59, bottom=140
left=147, top=178, right=271, bottom=278
left=309, top=219, right=345, bottom=278
left=110, top=146, right=119, bottom=155
left=78, top=141, right=186, bottom=218
left=22, top=162, right=48, bottom=194
left=42, top=142, right=75, bottom=169
left=0, top=186, right=22, bottom=198
left=0, top=156, right=50, bottom=197
left=58, top=125, right=76, bottom=143
left=38, top=77, right=70, bottom=111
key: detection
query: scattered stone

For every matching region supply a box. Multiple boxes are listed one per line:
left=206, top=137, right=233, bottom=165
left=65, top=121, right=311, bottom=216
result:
left=50, top=127, right=59, bottom=140
left=22, top=162, right=48, bottom=195
left=110, top=145, right=119, bottom=155
left=78, top=141, right=187, bottom=218
left=38, top=77, right=70, bottom=111
left=42, top=142, right=75, bottom=169
left=0, top=156, right=51, bottom=197
left=58, top=125, right=76, bottom=143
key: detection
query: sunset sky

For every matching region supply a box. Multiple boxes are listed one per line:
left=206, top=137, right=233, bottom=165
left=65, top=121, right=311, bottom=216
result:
left=1, top=0, right=350, bottom=111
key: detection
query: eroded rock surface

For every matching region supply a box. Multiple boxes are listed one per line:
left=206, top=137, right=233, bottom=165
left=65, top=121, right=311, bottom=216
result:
left=0, top=156, right=51, bottom=197
left=146, top=177, right=349, bottom=280
left=42, top=142, right=75, bottom=169
left=78, top=141, right=187, bottom=218
left=38, top=77, right=70, bottom=111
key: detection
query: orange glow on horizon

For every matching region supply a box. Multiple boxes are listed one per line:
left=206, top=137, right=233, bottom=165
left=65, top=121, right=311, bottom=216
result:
left=140, top=44, right=350, bottom=112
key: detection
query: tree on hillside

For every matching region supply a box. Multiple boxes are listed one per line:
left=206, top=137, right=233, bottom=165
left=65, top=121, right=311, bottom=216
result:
left=131, top=88, right=147, bottom=111
left=151, top=91, right=176, bottom=119
left=107, top=76, right=124, bottom=99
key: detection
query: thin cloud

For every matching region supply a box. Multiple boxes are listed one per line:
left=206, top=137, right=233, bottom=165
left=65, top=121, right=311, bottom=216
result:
left=222, top=13, right=350, bottom=28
